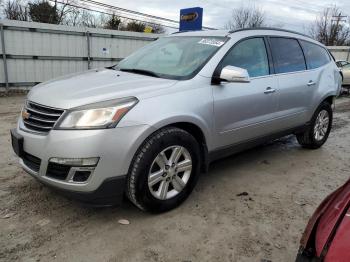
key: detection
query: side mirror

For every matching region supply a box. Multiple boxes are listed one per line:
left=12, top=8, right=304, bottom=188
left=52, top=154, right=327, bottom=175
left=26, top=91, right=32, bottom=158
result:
left=219, top=66, right=250, bottom=83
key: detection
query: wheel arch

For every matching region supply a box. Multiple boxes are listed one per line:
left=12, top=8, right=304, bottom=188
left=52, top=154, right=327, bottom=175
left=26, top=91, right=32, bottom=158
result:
left=309, top=93, right=335, bottom=119
left=322, top=95, right=335, bottom=105
left=158, top=121, right=210, bottom=173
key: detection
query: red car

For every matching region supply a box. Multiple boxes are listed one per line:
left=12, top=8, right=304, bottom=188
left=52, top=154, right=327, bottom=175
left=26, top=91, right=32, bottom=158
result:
left=296, top=179, right=350, bottom=261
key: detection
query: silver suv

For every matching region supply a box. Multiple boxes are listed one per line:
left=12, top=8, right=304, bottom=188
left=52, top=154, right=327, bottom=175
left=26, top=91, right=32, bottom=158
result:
left=11, top=28, right=342, bottom=212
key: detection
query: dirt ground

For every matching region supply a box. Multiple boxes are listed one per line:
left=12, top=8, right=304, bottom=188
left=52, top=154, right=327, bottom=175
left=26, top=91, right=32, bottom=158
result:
left=0, top=95, right=349, bottom=262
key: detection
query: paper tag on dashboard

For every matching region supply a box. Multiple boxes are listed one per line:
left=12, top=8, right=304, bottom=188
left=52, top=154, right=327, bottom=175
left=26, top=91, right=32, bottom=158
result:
left=198, top=38, right=225, bottom=47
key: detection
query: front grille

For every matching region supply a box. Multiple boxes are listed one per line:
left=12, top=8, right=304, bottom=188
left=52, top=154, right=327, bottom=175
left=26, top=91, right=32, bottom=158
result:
left=22, top=152, right=41, bottom=172
left=23, top=101, right=64, bottom=133
left=46, top=162, right=71, bottom=181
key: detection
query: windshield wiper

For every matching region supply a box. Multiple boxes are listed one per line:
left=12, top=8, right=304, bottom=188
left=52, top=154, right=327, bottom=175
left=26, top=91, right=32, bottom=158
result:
left=119, top=68, right=160, bottom=78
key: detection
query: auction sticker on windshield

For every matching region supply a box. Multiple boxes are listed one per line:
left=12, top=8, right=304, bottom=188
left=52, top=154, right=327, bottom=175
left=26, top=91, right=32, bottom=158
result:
left=198, top=38, right=225, bottom=47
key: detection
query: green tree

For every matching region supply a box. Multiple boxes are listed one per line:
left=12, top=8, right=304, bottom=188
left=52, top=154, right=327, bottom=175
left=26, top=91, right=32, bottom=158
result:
left=28, top=1, right=59, bottom=24
left=124, top=21, right=145, bottom=32
left=104, top=14, right=121, bottom=30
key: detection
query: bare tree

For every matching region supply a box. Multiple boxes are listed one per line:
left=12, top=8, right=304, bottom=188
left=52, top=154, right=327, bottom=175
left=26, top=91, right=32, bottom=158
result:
left=226, top=4, right=265, bottom=30
left=79, top=10, right=101, bottom=28
left=2, top=0, right=28, bottom=21
left=62, top=5, right=81, bottom=26
left=310, top=5, right=350, bottom=46
left=53, top=0, right=76, bottom=24
left=146, top=23, right=165, bottom=34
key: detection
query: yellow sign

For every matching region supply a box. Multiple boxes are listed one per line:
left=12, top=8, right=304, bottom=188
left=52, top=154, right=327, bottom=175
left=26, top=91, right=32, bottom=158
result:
left=22, top=110, right=30, bottom=120
left=144, top=26, right=153, bottom=33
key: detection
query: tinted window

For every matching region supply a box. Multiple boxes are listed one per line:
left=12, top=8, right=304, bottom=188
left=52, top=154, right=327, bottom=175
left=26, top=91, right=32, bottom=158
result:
left=270, top=38, right=306, bottom=73
left=300, top=41, right=330, bottom=69
left=220, top=38, right=269, bottom=77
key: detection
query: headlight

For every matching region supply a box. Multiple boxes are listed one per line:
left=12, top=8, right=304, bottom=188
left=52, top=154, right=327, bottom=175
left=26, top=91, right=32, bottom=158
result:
left=55, top=97, right=138, bottom=130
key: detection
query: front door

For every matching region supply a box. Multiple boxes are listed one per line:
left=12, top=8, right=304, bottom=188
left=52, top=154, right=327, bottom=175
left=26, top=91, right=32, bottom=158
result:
left=212, top=37, right=279, bottom=148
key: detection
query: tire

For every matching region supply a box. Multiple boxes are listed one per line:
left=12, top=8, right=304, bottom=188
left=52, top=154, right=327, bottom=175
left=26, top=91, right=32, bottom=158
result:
left=296, top=101, right=333, bottom=149
left=126, top=127, right=201, bottom=212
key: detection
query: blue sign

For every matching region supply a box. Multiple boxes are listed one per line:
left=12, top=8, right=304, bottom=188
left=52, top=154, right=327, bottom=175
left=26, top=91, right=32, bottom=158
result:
left=179, top=7, right=203, bottom=31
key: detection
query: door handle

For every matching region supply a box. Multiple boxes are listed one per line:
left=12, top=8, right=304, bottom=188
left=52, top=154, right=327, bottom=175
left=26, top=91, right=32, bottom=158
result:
left=264, top=87, right=276, bottom=94
left=307, top=80, right=316, bottom=86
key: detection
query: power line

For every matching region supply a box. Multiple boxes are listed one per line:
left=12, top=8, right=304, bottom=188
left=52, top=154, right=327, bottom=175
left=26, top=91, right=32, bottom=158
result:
left=78, top=0, right=178, bottom=28
left=332, top=15, right=348, bottom=23
left=78, top=0, right=216, bottom=30
left=80, top=0, right=178, bottom=24
left=49, top=0, right=179, bottom=29
left=51, top=0, right=216, bottom=30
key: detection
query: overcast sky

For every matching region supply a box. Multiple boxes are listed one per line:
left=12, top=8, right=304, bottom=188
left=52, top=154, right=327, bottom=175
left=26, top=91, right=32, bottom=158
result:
left=101, top=0, right=350, bottom=33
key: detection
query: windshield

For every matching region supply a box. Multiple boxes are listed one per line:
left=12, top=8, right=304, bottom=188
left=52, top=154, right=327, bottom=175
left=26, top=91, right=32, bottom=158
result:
left=115, top=36, right=227, bottom=80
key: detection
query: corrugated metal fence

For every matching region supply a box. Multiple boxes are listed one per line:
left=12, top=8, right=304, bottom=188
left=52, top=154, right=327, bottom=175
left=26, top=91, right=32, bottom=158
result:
left=327, top=46, right=350, bottom=62
left=0, top=19, right=159, bottom=92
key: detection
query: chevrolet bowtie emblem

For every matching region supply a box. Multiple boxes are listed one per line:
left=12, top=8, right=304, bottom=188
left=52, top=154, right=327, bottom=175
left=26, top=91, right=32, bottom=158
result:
left=22, top=110, right=30, bottom=120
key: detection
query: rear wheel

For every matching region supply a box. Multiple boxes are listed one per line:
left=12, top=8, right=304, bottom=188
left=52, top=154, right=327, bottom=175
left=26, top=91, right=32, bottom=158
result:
left=126, top=127, right=201, bottom=212
left=296, top=101, right=333, bottom=149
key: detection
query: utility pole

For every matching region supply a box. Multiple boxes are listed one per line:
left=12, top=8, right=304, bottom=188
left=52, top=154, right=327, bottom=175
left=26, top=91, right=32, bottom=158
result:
left=330, top=13, right=347, bottom=45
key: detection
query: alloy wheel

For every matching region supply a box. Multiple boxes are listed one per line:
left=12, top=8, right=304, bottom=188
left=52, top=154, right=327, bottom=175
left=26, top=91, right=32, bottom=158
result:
left=148, top=146, right=192, bottom=200
left=314, top=109, right=329, bottom=141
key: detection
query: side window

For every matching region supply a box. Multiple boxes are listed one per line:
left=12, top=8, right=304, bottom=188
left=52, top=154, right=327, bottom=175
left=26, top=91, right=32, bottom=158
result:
left=269, top=37, right=306, bottom=74
left=300, top=41, right=331, bottom=69
left=220, top=38, right=269, bottom=78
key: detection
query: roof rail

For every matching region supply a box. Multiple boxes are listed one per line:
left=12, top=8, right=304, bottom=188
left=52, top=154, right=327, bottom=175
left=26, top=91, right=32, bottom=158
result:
left=171, top=29, right=218, bottom=34
left=171, top=30, right=204, bottom=34
left=228, top=27, right=311, bottom=38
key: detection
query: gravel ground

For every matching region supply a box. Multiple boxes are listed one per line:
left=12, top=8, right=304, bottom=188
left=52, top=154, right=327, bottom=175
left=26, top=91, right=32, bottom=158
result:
left=0, top=95, right=349, bottom=262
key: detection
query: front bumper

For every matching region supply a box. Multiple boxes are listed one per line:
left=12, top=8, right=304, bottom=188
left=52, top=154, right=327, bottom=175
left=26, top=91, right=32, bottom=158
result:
left=12, top=120, right=155, bottom=204
left=38, top=174, right=127, bottom=206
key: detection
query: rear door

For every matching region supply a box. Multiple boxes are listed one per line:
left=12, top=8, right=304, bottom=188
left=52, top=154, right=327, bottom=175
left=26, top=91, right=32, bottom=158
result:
left=268, top=37, right=313, bottom=129
left=212, top=37, right=279, bottom=148
left=299, top=40, right=335, bottom=105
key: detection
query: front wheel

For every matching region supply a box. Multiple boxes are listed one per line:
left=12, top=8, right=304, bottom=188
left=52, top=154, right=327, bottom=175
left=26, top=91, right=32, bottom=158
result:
left=296, top=101, right=333, bottom=149
left=126, top=127, right=201, bottom=212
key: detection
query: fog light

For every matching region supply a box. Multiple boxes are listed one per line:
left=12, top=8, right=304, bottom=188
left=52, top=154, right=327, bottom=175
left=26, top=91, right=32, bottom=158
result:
left=73, top=170, right=91, bottom=182
left=49, top=157, right=99, bottom=166
left=66, top=166, right=95, bottom=183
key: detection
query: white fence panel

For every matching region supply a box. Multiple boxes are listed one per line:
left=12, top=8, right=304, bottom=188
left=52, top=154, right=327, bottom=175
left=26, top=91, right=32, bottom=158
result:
left=0, top=20, right=159, bottom=91
left=327, top=46, right=350, bottom=62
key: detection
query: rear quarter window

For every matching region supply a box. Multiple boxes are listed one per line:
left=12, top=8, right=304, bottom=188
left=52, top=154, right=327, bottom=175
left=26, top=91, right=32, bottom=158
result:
left=300, top=41, right=331, bottom=69
left=269, top=37, right=306, bottom=74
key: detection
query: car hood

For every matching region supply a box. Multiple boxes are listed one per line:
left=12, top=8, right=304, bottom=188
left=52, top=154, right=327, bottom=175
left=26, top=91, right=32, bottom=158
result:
left=315, top=179, right=350, bottom=259
left=27, top=68, right=178, bottom=109
left=299, top=178, right=350, bottom=259
left=323, top=205, right=350, bottom=261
